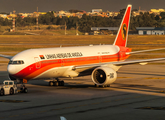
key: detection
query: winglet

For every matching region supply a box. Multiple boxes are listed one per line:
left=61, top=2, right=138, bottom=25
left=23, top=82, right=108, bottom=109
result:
left=113, top=4, right=132, bottom=47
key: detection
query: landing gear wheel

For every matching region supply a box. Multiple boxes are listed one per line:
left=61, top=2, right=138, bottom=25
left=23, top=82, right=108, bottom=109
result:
left=53, top=81, right=59, bottom=86
left=20, top=88, right=23, bottom=93
left=58, top=81, right=64, bottom=86
left=49, top=81, right=54, bottom=86
left=107, top=85, right=110, bottom=87
left=0, top=89, right=4, bottom=96
left=24, top=88, right=28, bottom=93
left=10, top=88, right=14, bottom=95
left=20, top=85, right=28, bottom=93
left=95, top=84, right=99, bottom=87
left=61, top=81, right=64, bottom=86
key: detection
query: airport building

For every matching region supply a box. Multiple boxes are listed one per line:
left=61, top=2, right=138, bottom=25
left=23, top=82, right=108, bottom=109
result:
left=136, top=27, right=165, bottom=35
left=91, top=27, right=119, bottom=35
left=92, top=9, right=103, bottom=13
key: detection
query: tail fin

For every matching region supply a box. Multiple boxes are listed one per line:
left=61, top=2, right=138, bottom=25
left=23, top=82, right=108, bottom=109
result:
left=113, top=4, right=132, bottom=47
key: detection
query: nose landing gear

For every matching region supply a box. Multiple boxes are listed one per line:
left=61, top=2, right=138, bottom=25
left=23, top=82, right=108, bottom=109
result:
left=15, top=79, right=28, bottom=93
left=20, top=85, right=28, bottom=93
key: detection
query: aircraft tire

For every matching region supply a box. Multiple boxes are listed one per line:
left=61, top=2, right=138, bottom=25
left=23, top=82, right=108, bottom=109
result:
left=49, top=81, right=54, bottom=86
left=60, top=81, right=64, bottom=86
left=107, top=85, right=110, bottom=87
left=20, top=88, right=23, bottom=93
left=95, top=84, right=99, bottom=87
left=54, top=81, right=59, bottom=86
left=24, top=88, right=28, bottom=93
left=0, top=89, right=4, bottom=96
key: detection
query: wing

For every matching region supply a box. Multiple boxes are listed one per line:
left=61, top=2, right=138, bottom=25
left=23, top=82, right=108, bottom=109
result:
left=73, top=58, right=165, bottom=73
left=0, top=54, right=13, bottom=59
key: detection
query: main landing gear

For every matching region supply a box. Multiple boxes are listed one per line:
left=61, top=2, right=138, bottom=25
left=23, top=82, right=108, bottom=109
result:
left=95, top=84, right=110, bottom=88
left=49, top=78, right=64, bottom=86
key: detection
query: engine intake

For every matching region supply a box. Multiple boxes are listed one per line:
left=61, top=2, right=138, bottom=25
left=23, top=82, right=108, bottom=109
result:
left=92, top=67, right=117, bottom=85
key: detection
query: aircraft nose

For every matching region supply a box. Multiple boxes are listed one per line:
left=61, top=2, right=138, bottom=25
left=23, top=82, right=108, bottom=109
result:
left=7, top=65, right=16, bottom=75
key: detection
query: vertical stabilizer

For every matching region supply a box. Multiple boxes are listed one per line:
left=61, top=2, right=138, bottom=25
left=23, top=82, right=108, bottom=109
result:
left=113, top=5, right=132, bottom=47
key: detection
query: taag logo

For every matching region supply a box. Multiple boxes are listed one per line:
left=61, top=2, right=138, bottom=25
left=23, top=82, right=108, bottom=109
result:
left=121, top=23, right=127, bottom=40
left=39, top=55, right=45, bottom=59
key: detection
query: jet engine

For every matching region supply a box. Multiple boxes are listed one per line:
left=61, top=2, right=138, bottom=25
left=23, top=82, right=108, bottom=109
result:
left=91, top=67, right=117, bottom=86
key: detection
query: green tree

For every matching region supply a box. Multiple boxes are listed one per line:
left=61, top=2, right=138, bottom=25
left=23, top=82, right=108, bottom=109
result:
left=160, top=12, right=165, bottom=19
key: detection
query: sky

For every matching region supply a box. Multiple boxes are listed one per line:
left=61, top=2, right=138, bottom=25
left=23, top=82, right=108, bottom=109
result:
left=0, top=0, right=165, bottom=13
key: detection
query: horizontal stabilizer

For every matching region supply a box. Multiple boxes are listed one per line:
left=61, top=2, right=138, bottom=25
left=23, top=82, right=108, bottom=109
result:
left=126, top=48, right=165, bottom=55
left=113, top=58, right=165, bottom=66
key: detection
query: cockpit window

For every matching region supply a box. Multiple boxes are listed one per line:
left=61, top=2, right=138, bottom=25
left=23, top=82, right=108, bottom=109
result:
left=9, top=60, right=24, bottom=65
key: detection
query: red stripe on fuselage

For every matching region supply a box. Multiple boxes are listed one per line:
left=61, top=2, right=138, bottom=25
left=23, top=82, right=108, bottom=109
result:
left=12, top=47, right=130, bottom=80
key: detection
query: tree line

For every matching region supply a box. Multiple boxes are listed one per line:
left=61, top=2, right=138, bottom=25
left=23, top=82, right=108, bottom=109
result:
left=0, top=9, right=165, bottom=32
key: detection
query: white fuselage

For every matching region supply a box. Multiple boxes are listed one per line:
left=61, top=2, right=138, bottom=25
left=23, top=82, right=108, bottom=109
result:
left=7, top=45, right=129, bottom=81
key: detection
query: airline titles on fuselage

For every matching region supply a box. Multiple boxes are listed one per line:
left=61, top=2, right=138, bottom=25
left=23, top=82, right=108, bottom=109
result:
left=45, top=52, right=83, bottom=59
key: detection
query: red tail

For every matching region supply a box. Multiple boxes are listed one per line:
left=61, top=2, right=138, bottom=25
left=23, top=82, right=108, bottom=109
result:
left=113, top=5, right=132, bottom=47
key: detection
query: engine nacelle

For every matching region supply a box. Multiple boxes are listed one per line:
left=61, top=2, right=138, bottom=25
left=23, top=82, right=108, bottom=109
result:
left=91, top=67, right=117, bottom=85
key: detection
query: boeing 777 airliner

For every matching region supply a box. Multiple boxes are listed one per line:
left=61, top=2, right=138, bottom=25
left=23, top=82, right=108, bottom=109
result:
left=1, top=5, right=165, bottom=88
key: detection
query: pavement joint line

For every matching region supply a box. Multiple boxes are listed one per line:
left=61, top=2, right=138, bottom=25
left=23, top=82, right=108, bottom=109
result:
left=38, top=110, right=48, bottom=113
left=0, top=100, right=28, bottom=103
left=64, top=106, right=76, bottom=109
left=104, top=100, right=111, bottom=103
left=91, top=102, right=100, bottom=105
left=137, top=107, right=165, bottom=110
left=114, top=99, right=122, bottom=101
left=51, top=108, right=63, bottom=111
left=22, top=112, right=34, bottom=115
left=9, top=115, right=19, bottom=117
left=78, top=104, right=88, bottom=107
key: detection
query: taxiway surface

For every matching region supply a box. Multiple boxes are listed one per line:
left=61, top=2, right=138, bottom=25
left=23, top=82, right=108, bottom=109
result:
left=0, top=63, right=165, bottom=120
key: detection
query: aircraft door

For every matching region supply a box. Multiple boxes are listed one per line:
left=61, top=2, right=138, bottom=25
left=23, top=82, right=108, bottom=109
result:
left=34, top=57, right=41, bottom=69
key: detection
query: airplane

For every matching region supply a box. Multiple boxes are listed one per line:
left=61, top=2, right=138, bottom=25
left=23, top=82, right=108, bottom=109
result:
left=1, top=4, right=165, bottom=89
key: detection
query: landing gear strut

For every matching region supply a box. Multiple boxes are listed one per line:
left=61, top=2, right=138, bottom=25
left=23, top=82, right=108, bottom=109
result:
left=20, top=84, right=28, bottom=93
left=16, top=79, right=28, bottom=93
left=49, top=78, right=64, bottom=86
